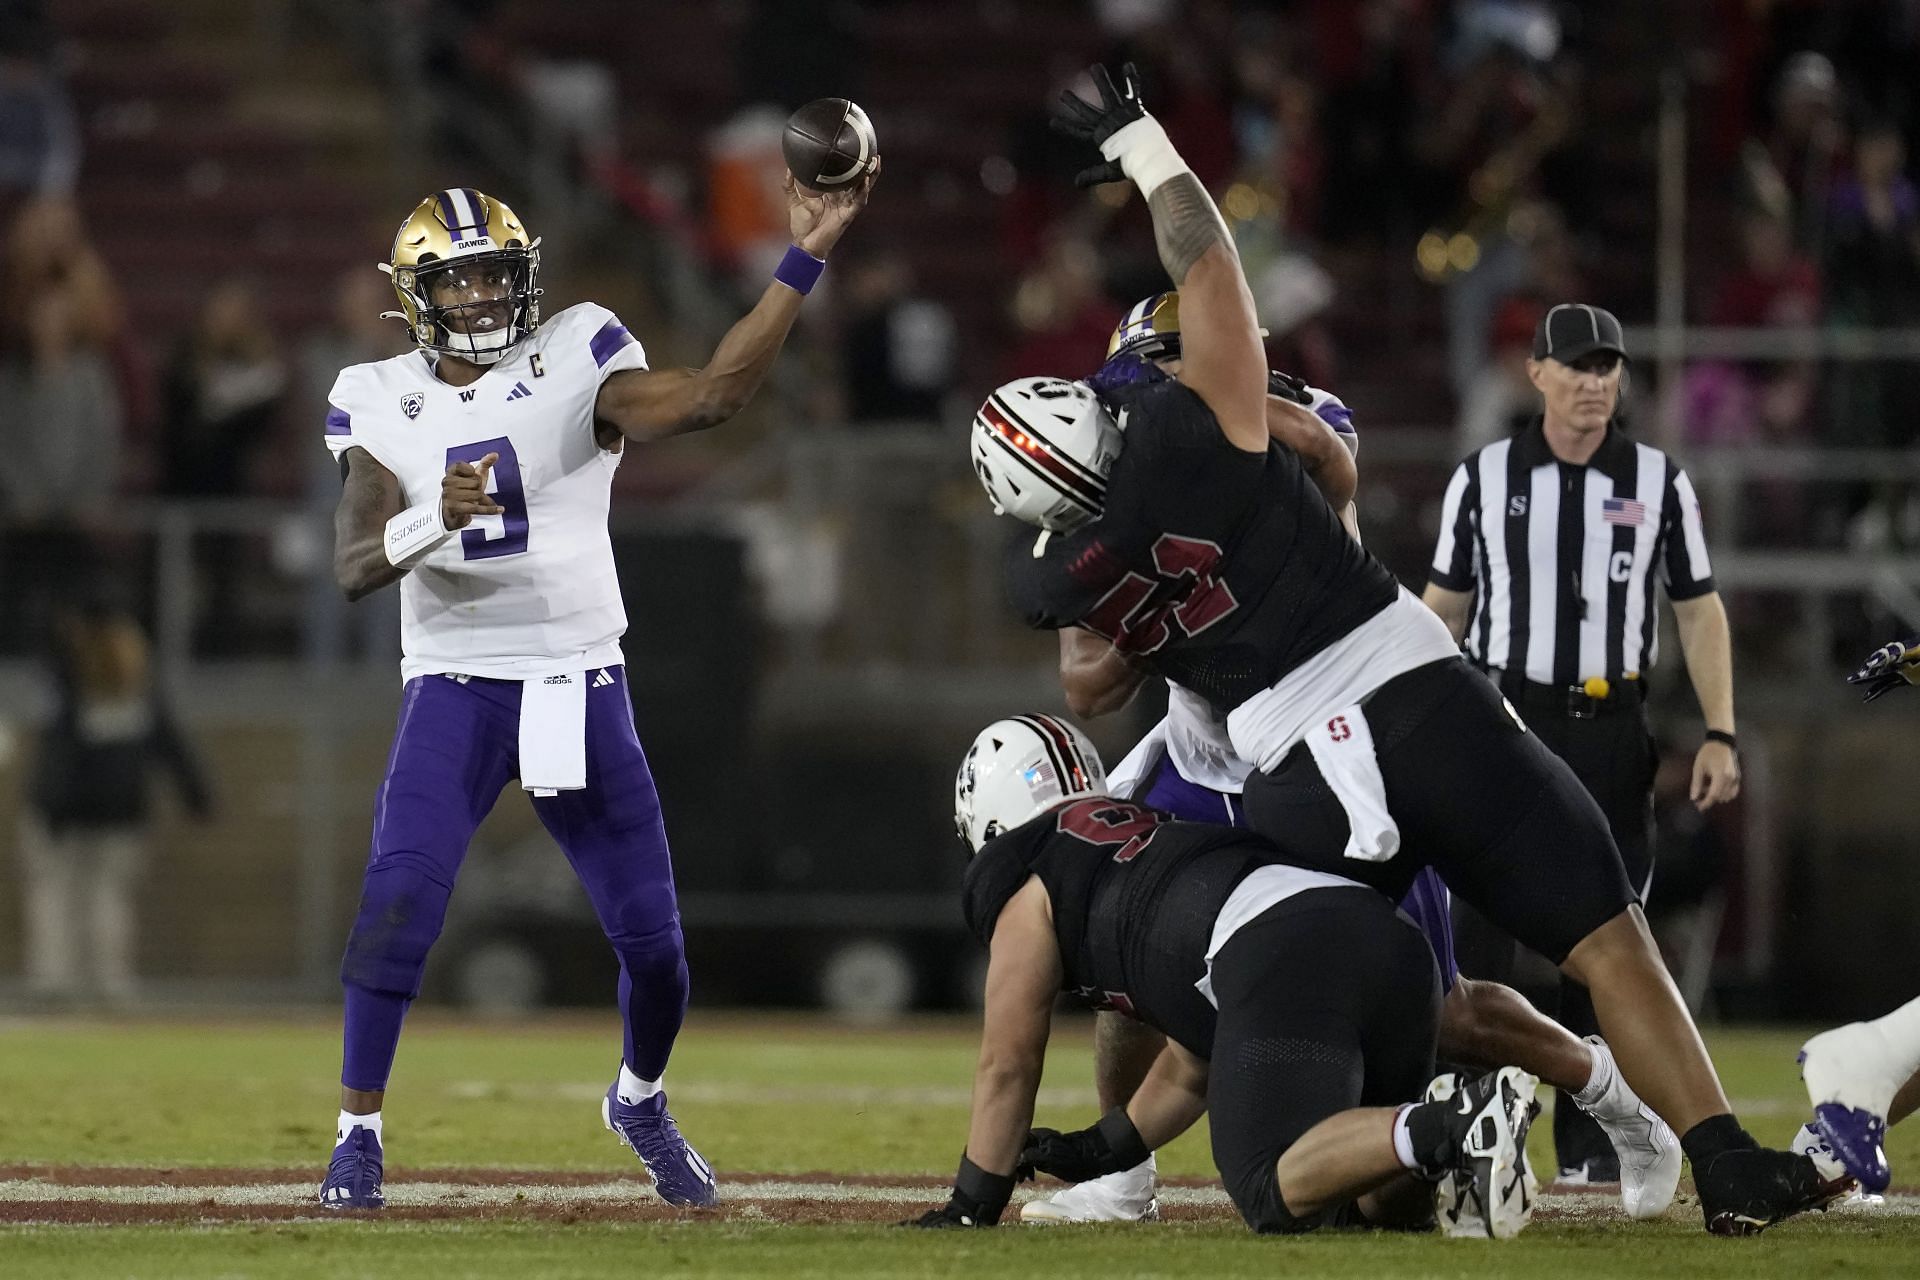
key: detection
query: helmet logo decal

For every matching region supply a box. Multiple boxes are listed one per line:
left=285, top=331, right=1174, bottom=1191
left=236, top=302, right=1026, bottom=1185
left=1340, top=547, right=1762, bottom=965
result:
left=400, top=392, right=425, bottom=420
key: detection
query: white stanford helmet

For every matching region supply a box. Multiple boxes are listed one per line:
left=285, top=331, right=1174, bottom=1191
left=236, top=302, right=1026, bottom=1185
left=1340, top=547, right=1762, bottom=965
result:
left=970, top=377, right=1122, bottom=531
left=954, top=714, right=1108, bottom=853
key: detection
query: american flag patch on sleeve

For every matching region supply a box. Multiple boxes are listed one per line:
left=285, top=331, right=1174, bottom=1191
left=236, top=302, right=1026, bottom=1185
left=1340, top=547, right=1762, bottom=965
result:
left=1602, top=497, right=1646, bottom=527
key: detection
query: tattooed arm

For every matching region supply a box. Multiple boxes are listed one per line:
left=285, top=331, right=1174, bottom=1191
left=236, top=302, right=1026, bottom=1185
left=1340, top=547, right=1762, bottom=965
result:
left=1144, top=174, right=1269, bottom=452
left=1052, top=64, right=1267, bottom=451
left=333, top=447, right=408, bottom=601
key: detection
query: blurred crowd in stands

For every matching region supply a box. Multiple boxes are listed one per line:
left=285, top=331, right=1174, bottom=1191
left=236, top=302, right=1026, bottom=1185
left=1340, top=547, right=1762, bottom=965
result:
left=3, top=0, right=1920, bottom=666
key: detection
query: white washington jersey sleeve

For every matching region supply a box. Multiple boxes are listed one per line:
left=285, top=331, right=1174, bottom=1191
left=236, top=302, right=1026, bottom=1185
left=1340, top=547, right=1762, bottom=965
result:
left=323, top=302, right=649, bottom=681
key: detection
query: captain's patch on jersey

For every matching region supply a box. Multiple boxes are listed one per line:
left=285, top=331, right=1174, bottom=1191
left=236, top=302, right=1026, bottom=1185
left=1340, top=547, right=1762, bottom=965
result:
left=401, top=392, right=426, bottom=420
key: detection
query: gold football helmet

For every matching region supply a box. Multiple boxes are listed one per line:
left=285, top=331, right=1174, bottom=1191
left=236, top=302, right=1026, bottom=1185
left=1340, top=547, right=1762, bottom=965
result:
left=379, top=187, right=542, bottom=365
left=1104, top=291, right=1269, bottom=363
left=1106, top=291, right=1183, bottom=362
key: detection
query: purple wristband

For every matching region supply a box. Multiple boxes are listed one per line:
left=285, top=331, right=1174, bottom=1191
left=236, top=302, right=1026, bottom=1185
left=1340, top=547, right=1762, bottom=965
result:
left=774, top=244, right=826, bottom=295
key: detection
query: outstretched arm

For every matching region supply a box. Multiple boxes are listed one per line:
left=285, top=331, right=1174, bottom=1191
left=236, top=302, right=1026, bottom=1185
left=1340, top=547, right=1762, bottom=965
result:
left=595, top=166, right=878, bottom=443
left=1052, top=65, right=1266, bottom=451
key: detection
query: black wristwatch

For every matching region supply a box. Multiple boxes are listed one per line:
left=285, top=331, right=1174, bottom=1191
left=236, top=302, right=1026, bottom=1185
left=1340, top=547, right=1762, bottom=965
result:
left=1704, top=729, right=1737, bottom=752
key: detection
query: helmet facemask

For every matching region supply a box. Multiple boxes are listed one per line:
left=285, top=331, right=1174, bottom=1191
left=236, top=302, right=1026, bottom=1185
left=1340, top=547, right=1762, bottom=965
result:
left=387, top=248, right=542, bottom=366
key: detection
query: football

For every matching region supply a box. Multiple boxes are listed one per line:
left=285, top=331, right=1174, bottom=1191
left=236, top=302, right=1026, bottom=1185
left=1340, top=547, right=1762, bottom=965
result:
left=782, top=97, right=879, bottom=191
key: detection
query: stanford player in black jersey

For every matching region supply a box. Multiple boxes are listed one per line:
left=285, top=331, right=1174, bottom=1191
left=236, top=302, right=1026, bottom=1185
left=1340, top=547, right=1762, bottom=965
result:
left=906, top=716, right=1542, bottom=1237
left=968, top=61, right=1834, bottom=1235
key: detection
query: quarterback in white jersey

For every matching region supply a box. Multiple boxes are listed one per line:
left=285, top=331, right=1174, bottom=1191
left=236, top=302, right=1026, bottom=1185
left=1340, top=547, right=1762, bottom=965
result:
left=323, top=299, right=641, bottom=681
left=316, top=171, right=875, bottom=1214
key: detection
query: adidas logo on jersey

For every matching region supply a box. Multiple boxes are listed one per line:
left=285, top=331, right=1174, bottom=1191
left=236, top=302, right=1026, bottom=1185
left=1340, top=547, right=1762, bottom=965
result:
left=506, top=382, right=534, bottom=401
left=542, top=674, right=573, bottom=686
left=591, top=669, right=614, bottom=688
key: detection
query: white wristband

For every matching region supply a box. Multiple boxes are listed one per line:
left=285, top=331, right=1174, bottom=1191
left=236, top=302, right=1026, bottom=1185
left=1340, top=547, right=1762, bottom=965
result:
left=1098, top=115, right=1191, bottom=198
left=385, top=501, right=454, bottom=568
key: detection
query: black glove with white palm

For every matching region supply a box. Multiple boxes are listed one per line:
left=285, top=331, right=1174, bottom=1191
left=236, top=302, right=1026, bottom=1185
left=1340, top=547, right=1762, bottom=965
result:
left=1049, top=62, right=1190, bottom=196
left=1848, top=637, right=1920, bottom=703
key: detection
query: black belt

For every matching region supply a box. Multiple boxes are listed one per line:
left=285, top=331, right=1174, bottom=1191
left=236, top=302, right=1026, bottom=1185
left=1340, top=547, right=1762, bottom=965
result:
left=1484, top=669, right=1646, bottom=720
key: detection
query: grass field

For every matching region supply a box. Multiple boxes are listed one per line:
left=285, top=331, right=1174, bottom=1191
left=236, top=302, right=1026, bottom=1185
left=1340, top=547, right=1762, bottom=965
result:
left=1, top=1012, right=1917, bottom=1277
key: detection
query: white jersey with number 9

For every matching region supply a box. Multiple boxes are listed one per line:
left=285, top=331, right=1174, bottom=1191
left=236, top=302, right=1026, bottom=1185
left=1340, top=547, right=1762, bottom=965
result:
left=322, top=302, right=648, bottom=681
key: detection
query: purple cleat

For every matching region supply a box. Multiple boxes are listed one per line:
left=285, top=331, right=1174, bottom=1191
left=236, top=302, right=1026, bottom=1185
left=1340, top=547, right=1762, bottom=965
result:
left=602, top=1083, right=718, bottom=1207
left=1811, top=1102, right=1891, bottom=1195
left=1800, top=1026, right=1899, bottom=1195
left=319, top=1126, right=385, bottom=1209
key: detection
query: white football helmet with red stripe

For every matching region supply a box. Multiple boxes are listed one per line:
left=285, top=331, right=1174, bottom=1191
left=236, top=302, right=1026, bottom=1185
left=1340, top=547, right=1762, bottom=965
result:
left=970, top=377, right=1122, bottom=531
left=955, top=714, right=1108, bottom=852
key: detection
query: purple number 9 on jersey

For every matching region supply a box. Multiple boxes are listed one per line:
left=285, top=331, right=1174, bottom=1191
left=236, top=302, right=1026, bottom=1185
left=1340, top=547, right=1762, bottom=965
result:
left=447, top=437, right=530, bottom=559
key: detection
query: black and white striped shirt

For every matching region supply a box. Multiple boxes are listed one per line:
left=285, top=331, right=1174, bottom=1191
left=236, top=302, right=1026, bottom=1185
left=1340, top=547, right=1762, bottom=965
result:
left=1428, top=418, right=1715, bottom=686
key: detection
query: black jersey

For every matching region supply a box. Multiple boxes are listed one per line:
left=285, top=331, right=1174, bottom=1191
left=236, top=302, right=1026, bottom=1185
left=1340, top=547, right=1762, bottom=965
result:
left=1005, top=378, right=1401, bottom=715
left=960, top=797, right=1279, bottom=1056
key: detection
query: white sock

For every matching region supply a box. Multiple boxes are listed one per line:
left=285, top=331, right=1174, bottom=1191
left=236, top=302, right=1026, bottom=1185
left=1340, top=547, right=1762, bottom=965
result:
left=337, top=1109, right=382, bottom=1144
left=617, top=1063, right=662, bottom=1104
left=1870, top=996, right=1920, bottom=1080
left=1391, top=1104, right=1420, bottom=1170
left=1573, top=1038, right=1615, bottom=1109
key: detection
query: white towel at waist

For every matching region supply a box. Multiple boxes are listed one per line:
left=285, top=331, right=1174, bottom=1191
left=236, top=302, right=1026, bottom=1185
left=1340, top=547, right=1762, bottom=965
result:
left=519, top=671, right=587, bottom=795
left=1303, top=703, right=1399, bottom=863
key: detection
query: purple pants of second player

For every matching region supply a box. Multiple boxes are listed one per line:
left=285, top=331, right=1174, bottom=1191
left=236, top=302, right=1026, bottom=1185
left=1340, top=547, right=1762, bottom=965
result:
left=338, top=667, right=687, bottom=1092
left=1138, top=755, right=1457, bottom=990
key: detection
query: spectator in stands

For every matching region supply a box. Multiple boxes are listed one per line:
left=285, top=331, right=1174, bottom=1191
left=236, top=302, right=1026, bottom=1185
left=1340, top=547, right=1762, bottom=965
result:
left=159, top=278, right=287, bottom=499
left=839, top=251, right=957, bottom=424
left=0, top=198, right=123, bottom=652
left=0, top=1, right=79, bottom=197
left=1740, top=51, right=1843, bottom=253
left=158, top=278, right=287, bottom=651
left=1825, top=115, right=1920, bottom=547
left=1445, top=199, right=1583, bottom=400
left=1711, top=203, right=1822, bottom=332
left=301, top=267, right=409, bottom=662
left=1454, top=294, right=1543, bottom=454
left=19, top=580, right=211, bottom=1005
left=1001, top=234, right=1117, bottom=381
left=706, top=103, right=798, bottom=300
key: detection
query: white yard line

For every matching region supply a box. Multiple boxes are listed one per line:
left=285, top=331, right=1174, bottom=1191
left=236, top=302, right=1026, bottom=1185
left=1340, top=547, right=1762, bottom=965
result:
left=2, top=1178, right=1913, bottom=1218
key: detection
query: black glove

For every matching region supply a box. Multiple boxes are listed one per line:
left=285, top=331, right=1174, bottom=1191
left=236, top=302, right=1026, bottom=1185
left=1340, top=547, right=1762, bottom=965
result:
left=1268, top=369, right=1311, bottom=404
left=1020, top=1106, right=1151, bottom=1183
left=1847, top=638, right=1920, bottom=703
left=1049, top=62, right=1148, bottom=189
left=900, top=1154, right=1015, bottom=1228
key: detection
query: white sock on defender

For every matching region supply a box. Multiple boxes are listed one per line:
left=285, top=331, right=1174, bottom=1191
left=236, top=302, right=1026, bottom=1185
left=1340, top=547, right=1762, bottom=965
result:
left=1573, top=1039, right=1616, bottom=1110
left=337, top=1109, right=382, bottom=1143
left=617, top=1064, right=663, bottom=1104
left=1870, top=996, right=1920, bottom=1079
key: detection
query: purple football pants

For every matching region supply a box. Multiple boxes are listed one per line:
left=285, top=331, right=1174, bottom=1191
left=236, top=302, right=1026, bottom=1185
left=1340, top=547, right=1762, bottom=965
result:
left=338, top=667, right=687, bottom=1092
left=1139, top=756, right=1458, bottom=991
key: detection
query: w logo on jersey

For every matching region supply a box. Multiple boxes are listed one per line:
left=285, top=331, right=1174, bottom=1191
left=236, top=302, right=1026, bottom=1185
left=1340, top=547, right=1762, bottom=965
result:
left=505, top=382, right=534, bottom=402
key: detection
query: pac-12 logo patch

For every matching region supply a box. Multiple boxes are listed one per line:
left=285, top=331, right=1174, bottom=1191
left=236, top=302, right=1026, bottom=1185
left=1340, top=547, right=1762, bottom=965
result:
left=400, top=392, right=425, bottom=420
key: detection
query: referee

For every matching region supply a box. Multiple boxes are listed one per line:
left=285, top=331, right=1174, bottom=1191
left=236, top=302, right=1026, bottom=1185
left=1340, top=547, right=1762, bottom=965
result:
left=1421, top=302, right=1741, bottom=1185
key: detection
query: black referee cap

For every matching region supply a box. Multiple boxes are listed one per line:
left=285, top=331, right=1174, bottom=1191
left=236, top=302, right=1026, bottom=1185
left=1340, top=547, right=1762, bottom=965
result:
left=1533, top=303, right=1626, bottom=363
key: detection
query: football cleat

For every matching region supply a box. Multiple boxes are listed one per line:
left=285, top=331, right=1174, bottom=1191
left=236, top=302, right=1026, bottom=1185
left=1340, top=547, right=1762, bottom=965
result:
left=1421, top=1072, right=1473, bottom=1233
left=1692, top=1141, right=1832, bottom=1236
left=602, top=1084, right=718, bottom=1207
left=1790, top=1123, right=1877, bottom=1208
left=1440, top=1067, right=1541, bottom=1240
left=318, top=1125, right=385, bottom=1210
left=1021, top=1165, right=1159, bottom=1223
left=1570, top=1037, right=1682, bottom=1219
left=1800, top=1024, right=1900, bottom=1194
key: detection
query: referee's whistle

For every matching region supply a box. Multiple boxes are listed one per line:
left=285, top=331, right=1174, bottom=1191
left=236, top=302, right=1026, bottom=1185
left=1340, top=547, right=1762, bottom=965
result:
left=1582, top=676, right=1611, bottom=700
